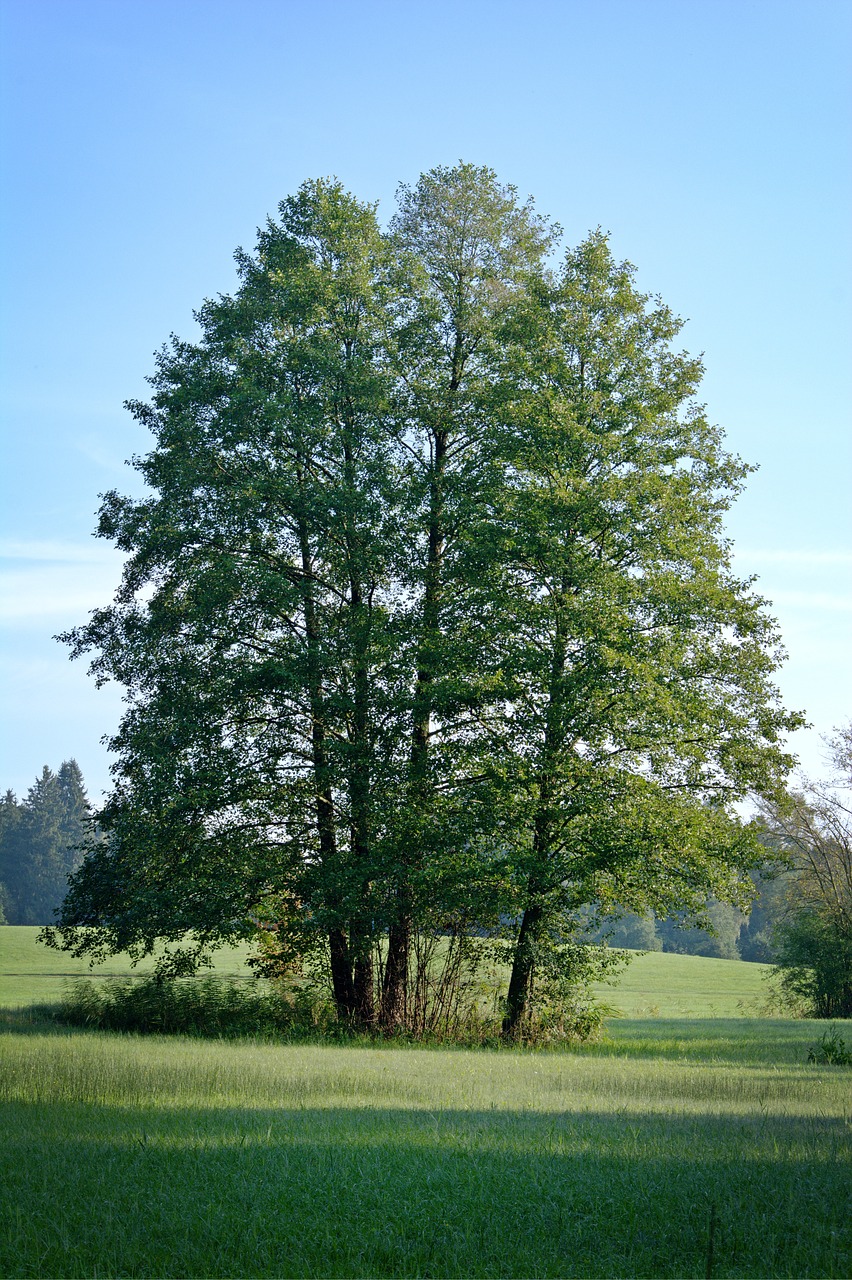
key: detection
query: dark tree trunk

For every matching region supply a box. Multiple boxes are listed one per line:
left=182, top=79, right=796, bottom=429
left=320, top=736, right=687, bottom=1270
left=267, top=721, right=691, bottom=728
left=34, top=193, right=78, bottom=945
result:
left=298, top=506, right=356, bottom=1022
left=502, top=902, right=543, bottom=1037
left=353, top=953, right=375, bottom=1024
left=380, top=916, right=410, bottom=1030
left=503, top=590, right=570, bottom=1039
left=329, top=927, right=356, bottom=1018
left=381, top=429, right=449, bottom=1031
left=342, top=425, right=376, bottom=1026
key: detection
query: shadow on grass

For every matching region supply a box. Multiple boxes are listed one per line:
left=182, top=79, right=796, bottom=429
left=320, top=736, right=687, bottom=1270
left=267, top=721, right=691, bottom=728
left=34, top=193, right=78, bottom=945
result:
left=597, top=1017, right=842, bottom=1065
left=0, top=1005, right=66, bottom=1035
left=1, top=1099, right=849, bottom=1279
left=1, top=1006, right=844, bottom=1070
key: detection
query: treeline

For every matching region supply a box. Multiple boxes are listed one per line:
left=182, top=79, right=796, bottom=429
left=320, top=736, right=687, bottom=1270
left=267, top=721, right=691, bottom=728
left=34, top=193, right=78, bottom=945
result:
left=0, top=762, right=90, bottom=925
left=591, top=870, right=789, bottom=961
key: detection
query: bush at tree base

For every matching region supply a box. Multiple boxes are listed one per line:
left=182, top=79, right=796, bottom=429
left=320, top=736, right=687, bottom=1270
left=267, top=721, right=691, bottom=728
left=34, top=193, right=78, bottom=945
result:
left=773, top=909, right=852, bottom=1019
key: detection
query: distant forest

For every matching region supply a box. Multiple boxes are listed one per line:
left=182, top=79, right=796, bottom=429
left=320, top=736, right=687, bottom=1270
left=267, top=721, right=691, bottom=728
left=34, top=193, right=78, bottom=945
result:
left=0, top=759, right=785, bottom=959
left=586, top=872, right=788, bottom=962
left=0, top=761, right=90, bottom=926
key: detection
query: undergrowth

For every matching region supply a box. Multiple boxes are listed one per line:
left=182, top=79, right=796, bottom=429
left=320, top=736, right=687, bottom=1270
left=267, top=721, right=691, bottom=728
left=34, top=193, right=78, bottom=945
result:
left=56, top=975, right=611, bottom=1046
left=807, top=1024, right=852, bottom=1065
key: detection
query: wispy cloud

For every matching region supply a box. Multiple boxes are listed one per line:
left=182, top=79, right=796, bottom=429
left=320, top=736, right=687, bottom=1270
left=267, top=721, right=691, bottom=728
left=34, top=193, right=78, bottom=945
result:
left=0, top=564, right=122, bottom=622
left=768, top=590, right=852, bottom=613
left=734, top=549, right=852, bottom=567
left=0, top=539, right=124, bottom=564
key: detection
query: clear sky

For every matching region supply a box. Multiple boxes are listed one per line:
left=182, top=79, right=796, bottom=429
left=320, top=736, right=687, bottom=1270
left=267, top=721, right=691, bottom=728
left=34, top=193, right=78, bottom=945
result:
left=1, top=0, right=850, bottom=801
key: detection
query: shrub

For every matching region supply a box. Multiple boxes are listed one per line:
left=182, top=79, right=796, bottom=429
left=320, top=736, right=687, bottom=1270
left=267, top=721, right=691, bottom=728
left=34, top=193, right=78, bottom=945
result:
left=807, top=1025, right=852, bottom=1066
left=58, top=976, right=338, bottom=1039
left=773, top=909, right=852, bottom=1019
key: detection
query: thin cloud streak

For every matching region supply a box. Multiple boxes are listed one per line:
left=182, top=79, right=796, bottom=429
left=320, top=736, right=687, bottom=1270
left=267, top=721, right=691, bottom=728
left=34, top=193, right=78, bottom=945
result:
left=0, top=540, right=124, bottom=564
left=0, top=565, right=122, bottom=622
left=735, top=549, right=852, bottom=567
left=766, top=591, right=852, bottom=613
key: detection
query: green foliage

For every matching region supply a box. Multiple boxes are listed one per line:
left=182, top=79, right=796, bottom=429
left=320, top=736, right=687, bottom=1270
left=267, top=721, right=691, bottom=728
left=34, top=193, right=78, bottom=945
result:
left=656, top=900, right=745, bottom=960
left=760, top=723, right=852, bottom=1018
left=58, top=976, right=337, bottom=1039
left=0, top=763, right=90, bottom=925
left=737, top=867, right=791, bottom=961
left=43, top=165, right=801, bottom=1039
left=807, top=1024, right=851, bottom=1065
left=587, top=909, right=662, bottom=951
left=773, top=909, right=852, bottom=1019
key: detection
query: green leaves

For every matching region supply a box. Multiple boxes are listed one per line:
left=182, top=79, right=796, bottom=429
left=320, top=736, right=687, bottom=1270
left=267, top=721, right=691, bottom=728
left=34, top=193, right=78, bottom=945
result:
left=48, top=167, right=801, bottom=1034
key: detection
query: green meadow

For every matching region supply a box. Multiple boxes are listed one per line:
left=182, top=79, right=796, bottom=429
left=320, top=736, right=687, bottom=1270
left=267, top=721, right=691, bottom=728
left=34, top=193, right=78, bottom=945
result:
left=1, top=928, right=849, bottom=1278
left=0, top=926, right=771, bottom=1016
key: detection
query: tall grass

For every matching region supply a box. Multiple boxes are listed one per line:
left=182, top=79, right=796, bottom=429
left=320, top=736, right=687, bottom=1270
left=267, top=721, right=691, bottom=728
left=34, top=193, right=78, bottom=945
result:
left=1, top=1019, right=849, bottom=1278
left=58, top=975, right=338, bottom=1039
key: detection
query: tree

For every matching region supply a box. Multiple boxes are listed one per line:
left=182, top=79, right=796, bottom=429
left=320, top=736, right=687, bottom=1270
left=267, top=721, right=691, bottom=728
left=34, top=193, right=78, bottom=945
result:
left=484, top=233, right=799, bottom=1033
left=377, top=163, right=555, bottom=1026
left=0, top=763, right=90, bottom=924
left=586, top=909, right=661, bottom=951
left=51, top=181, right=410, bottom=1020
left=736, top=866, right=791, bottom=961
left=760, top=724, right=852, bottom=1017
left=44, top=167, right=801, bottom=1036
left=656, top=900, right=744, bottom=960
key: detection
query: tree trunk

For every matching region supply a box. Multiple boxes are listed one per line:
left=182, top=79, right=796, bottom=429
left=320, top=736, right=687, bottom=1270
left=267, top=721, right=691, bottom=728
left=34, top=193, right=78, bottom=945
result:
left=502, top=902, right=543, bottom=1037
left=380, top=916, right=410, bottom=1030
left=503, top=592, right=569, bottom=1039
left=329, top=928, right=356, bottom=1018
left=342, top=427, right=376, bottom=1026
left=298, top=505, right=356, bottom=1022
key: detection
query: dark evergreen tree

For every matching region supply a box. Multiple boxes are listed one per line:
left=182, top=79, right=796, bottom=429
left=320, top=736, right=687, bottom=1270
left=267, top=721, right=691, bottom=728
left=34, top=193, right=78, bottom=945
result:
left=0, top=764, right=90, bottom=924
left=0, top=790, right=20, bottom=922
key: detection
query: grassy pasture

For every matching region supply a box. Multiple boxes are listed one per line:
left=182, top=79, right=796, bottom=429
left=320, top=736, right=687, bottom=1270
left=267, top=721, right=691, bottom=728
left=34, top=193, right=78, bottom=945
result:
left=0, top=926, right=773, bottom=1016
left=1, top=1017, right=849, bottom=1278
left=1, top=928, right=849, bottom=1277
left=0, top=926, right=255, bottom=1007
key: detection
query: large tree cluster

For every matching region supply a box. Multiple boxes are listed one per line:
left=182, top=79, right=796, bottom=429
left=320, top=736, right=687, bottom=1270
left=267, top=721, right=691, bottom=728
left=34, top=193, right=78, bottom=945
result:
left=46, top=165, right=800, bottom=1035
left=0, top=761, right=90, bottom=925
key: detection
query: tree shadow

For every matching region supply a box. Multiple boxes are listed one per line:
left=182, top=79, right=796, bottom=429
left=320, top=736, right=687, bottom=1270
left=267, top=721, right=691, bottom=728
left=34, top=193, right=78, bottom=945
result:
left=2, top=1099, right=849, bottom=1278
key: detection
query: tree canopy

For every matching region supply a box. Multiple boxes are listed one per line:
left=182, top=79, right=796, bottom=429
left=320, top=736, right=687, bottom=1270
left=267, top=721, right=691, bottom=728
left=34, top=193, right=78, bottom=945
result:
left=45, top=165, right=802, bottom=1035
left=759, top=724, right=852, bottom=1017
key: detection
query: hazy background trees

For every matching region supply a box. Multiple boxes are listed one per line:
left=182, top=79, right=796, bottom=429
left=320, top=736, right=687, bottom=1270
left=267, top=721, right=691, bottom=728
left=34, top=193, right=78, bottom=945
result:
left=0, top=761, right=90, bottom=925
left=758, top=724, right=852, bottom=1017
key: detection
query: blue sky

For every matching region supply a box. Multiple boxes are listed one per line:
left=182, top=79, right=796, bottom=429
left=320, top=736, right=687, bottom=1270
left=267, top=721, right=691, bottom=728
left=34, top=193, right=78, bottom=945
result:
left=1, top=0, right=850, bottom=800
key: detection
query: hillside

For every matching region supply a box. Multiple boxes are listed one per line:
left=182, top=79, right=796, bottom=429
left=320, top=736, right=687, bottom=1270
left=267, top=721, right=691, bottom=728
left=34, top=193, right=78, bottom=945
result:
left=1, top=927, right=772, bottom=1017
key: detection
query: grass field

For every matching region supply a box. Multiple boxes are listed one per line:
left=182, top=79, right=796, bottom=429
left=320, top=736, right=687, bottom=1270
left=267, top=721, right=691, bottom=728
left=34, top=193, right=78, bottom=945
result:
left=0, top=926, right=773, bottom=1016
left=0, top=926, right=255, bottom=1007
left=1, top=929, right=850, bottom=1278
left=1, top=1016, right=849, bottom=1278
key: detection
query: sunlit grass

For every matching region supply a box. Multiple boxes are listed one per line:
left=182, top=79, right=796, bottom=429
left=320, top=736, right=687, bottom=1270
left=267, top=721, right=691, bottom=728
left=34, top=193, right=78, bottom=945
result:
left=592, top=950, right=775, bottom=1017
left=0, top=926, right=254, bottom=1006
left=1, top=1019, right=849, bottom=1278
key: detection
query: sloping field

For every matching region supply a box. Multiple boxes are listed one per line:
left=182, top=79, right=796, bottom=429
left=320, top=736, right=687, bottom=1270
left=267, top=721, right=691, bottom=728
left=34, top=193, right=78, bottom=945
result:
left=0, top=926, right=771, bottom=1016
left=593, top=949, right=774, bottom=1017
left=0, top=926, right=254, bottom=1007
